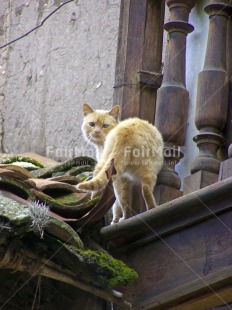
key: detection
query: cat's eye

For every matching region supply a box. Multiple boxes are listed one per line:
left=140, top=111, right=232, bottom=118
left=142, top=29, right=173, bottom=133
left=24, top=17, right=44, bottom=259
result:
left=102, top=124, right=109, bottom=128
left=89, top=122, right=95, bottom=127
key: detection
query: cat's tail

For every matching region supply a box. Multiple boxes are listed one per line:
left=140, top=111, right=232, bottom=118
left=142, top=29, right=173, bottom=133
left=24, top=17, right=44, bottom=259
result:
left=76, top=159, right=113, bottom=192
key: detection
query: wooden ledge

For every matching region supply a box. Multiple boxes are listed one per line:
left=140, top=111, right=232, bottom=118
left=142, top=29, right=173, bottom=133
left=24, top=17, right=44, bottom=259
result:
left=137, top=70, right=163, bottom=89
left=101, top=177, right=232, bottom=249
left=139, top=265, right=232, bottom=310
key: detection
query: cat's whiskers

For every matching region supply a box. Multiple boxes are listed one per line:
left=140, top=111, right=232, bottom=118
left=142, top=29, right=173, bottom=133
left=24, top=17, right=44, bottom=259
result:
left=84, top=134, right=92, bottom=146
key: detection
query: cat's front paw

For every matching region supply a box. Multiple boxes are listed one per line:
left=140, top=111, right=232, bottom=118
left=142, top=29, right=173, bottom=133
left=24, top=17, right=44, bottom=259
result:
left=76, top=182, right=90, bottom=192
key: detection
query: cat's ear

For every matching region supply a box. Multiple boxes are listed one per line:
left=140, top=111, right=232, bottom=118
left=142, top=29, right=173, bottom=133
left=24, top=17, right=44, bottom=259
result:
left=83, top=103, right=94, bottom=116
left=108, top=105, right=120, bottom=120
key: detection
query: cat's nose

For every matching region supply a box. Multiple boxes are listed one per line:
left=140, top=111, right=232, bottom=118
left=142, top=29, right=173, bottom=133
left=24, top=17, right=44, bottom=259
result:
left=94, top=128, right=101, bottom=134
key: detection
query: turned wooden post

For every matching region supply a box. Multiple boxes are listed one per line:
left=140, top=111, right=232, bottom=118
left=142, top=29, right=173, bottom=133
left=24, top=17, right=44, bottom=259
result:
left=219, top=4, right=232, bottom=180
left=114, top=0, right=165, bottom=123
left=155, top=0, right=196, bottom=204
left=113, top=0, right=165, bottom=215
left=184, top=0, right=231, bottom=194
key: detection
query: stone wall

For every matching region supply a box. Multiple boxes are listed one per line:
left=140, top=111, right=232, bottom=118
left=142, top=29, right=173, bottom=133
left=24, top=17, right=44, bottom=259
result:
left=0, top=0, right=120, bottom=161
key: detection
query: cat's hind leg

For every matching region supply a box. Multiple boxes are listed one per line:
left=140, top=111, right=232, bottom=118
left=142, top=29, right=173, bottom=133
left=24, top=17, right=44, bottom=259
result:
left=111, top=201, right=122, bottom=224
left=141, top=174, right=157, bottom=210
left=112, top=176, right=131, bottom=222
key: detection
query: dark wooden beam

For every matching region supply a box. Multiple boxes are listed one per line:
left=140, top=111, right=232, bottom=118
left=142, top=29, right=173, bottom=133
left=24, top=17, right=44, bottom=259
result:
left=101, top=176, right=232, bottom=247
left=101, top=177, right=232, bottom=309
left=113, top=0, right=165, bottom=123
left=140, top=269, right=232, bottom=310
left=113, top=0, right=165, bottom=214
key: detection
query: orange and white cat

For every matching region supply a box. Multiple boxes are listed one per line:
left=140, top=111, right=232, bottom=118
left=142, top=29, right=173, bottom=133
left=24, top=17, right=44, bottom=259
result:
left=77, top=103, right=164, bottom=224
left=81, top=103, right=120, bottom=160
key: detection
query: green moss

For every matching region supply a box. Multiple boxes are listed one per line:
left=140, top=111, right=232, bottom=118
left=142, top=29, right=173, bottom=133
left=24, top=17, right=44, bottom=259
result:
left=66, top=165, right=94, bottom=176
left=10, top=161, right=40, bottom=171
left=31, top=189, right=97, bottom=218
left=88, top=197, right=100, bottom=207
left=33, top=157, right=96, bottom=178
left=53, top=193, right=86, bottom=206
left=51, top=172, right=66, bottom=177
left=77, top=171, right=93, bottom=182
left=46, top=217, right=84, bottom=249
left=53, top=195, right=98, bottom=208
left=76, top=249, right=138, bottom=287
left=0, top=155, right=44, bottom=168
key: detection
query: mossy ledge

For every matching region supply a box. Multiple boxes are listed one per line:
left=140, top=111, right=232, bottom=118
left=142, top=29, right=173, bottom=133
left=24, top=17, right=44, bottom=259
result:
left=76, top=249, right=138, bottom=287
left=0, top=155, right=44, bottom=168
left=32, top=156, right=96, bottom=178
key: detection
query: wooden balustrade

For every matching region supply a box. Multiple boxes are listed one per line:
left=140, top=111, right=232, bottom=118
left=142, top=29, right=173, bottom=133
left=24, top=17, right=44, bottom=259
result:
left=155, top=0, right=196, bottom=204
left=184, top=0, right=231, bottom=194
left=219, top=4, right=232, bottom=180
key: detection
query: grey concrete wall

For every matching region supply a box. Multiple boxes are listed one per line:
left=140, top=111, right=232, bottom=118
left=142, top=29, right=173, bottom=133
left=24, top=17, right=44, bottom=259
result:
left=0, top=0, right=120, bottom=161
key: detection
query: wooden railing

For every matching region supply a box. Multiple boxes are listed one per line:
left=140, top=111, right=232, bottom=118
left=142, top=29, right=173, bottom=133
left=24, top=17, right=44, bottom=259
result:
left=219, top=1, right=232, bottom=181
left=113, top=0, right=232, bottom=207
left=105, top=2, right=232, bottom=309
left=184, top=0, right=231, bottom=194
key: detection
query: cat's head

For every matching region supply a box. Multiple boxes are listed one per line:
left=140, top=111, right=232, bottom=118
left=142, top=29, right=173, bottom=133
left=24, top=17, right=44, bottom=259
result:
left=81, top=103, right=120, bottom=146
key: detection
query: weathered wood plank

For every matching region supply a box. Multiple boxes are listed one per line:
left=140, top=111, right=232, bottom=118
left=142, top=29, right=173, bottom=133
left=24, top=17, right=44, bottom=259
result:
left=113, top=0, right=164, bottom=122
left=103, top=176, right=232, bottom=308
left=101, top=176, right=232, bottom=246
left=112, top=209, right=232, bottom=309
left=140, top=267, right=232, bottom=309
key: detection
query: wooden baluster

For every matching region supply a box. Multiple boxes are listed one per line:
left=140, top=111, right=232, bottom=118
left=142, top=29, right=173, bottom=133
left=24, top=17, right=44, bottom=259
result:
left=184, top=1, right=231, bottom=194
left=155, top=0, right=196, bottom=204
left=219, top=4, right=232, bottom=180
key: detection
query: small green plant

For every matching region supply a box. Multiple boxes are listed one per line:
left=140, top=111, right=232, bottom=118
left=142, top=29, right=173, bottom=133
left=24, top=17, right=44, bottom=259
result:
left=28, top=201, right=50, bottom=239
